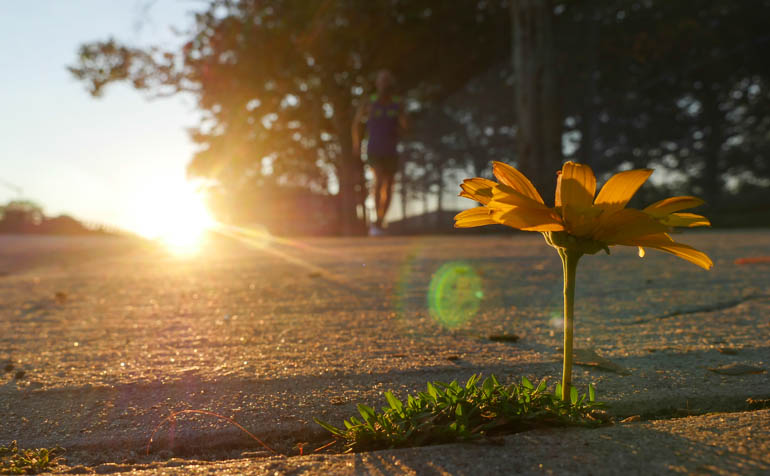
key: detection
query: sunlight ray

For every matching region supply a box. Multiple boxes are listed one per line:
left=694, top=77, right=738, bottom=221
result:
left=212, top=225, right=370, bottom=297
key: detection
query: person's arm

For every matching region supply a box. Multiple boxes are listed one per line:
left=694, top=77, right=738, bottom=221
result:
left=398, top=102, right=408, bottom=135
left=352, top=102, right=367, bottom=156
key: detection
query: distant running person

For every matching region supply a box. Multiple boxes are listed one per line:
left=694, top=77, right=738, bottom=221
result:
left=352, top=70, right=407, bottom=236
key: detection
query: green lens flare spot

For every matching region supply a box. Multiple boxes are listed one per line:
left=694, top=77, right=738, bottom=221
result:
left=427, top=262, right=484, bottom=329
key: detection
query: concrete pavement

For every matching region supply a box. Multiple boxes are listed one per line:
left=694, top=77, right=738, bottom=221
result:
left=0, top=231, right=768, bottom=474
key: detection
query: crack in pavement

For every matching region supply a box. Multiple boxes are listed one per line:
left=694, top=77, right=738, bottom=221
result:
left=630, top=293, right=770, bottom=324
left=23, top=394, right=770, bottom=471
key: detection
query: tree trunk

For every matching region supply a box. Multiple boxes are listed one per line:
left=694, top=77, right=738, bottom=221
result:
left=511, top=0, right=561, bottom=201
left=580, top=8, right=600, bottom=169
left=435, top=168, right=444, bottom=227
left=400, top=167, right=408, bottom=221
left=335, top=109, right=365, bottom=235
left=701, top=89, right=722, bottom=207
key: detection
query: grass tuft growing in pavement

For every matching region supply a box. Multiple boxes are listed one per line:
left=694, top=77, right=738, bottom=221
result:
left=315, top=374, right=604, bottom=452
left=0, top=441, right=63, bottom=475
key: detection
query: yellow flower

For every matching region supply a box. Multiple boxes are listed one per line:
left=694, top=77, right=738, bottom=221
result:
left=455, top=161, right=712, bottom=402
left=455, top=161, right=712, bottom=270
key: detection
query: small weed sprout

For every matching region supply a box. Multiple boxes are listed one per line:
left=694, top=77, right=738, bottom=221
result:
left=0, top=441, right=63, bottom=475
left=315, top=374, right=603, bottom=452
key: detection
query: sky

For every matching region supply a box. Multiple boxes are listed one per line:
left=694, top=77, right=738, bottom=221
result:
left=0, top=1, right=202, bottom=234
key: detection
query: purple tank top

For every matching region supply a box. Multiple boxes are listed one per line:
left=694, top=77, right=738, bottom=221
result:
left=367, top=94, right=401, bottom=157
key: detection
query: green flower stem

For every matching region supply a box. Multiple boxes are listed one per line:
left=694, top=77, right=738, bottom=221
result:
left=559, top=248, right=581, bottom=401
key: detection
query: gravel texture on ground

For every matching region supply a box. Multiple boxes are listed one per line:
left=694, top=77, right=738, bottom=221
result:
left=0, top=231, right=768, bottom=472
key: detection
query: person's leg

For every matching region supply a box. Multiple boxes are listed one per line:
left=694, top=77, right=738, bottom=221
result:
left=373, top=166, right=388, bottom=227
left=379, top=172, right=395, bottom=226
left=370, top=157, right=397, bottom=229
left=371, top=167, right=382, bottom=227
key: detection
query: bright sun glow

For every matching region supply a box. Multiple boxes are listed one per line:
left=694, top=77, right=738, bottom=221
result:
left=131, top=180, right=216, bottom=256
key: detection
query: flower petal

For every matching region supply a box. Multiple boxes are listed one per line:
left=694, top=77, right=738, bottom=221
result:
left=487, top=184, right=550, bottom=210
left=644, top=196, right=705, bottom=217
left=592, top=208, right=670, bottom=244
left=491, top=206, right=564, bottom=232
left=459, top=178, right=496, bottom=205
left=556, top=162, right=596, bottom=209
left=492, top=161, right=544, bottom=204
left=454, top=207, right=497, bottom=228
left=660, top=213, right=711, bottom=228
left=594, top=169, right=653, bottom=212
left=620, top=233, right=713, bottom=270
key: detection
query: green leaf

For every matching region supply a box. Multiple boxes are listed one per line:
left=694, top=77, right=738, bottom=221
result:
left=427, top=382, right=438, bottom=400
left=536, top=379, right=547, bottom=393
left=482, top=376, right=495, bottom=396
left=358, top=404, right=375, bottom=422
left=555, top=383, right=562, bottom=399
left=314, top=417, right=344, bottom=436
left=570, top=386, right=578, bottom=405
left=385, top=391, right=403, bottom=413
left=588, top=384, right=596, bottom=402
left=521, top=376, right=534, bottom=390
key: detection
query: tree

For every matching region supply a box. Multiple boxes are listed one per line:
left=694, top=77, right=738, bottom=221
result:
left=70, top=0, right=509, bottom=234
left=0, top=200, right=44, bottom=233
left=560, top=0, right=770, bottom=206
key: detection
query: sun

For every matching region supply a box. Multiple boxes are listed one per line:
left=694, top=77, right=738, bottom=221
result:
left=132, top=180, right=216, bottom=256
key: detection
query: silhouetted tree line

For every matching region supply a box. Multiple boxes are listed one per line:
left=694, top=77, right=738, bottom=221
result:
left=70, top=0, right=770, bottom=234
left=0, top=201, right=111, bottom=235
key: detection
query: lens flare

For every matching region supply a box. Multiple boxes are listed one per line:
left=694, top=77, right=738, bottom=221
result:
left=217, top=223, right=272, bottom=250
left=427, top=262, right=484, bottom=329
left=548, top=312, right=564, bottom=330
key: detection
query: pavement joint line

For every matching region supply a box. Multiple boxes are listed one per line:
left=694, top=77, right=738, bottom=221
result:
left=38, top=406, right=770, bottom=469
left=42, top=409, right=770, bottom=475
left=15, top=390, right=770, bottom=464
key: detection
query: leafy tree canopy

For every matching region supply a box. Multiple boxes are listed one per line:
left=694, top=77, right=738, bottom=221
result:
left=70, top=0, right=509, bottom=228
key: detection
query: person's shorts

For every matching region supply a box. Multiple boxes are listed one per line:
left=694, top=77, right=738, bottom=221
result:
left=367, top=154, right=399, bottom=175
